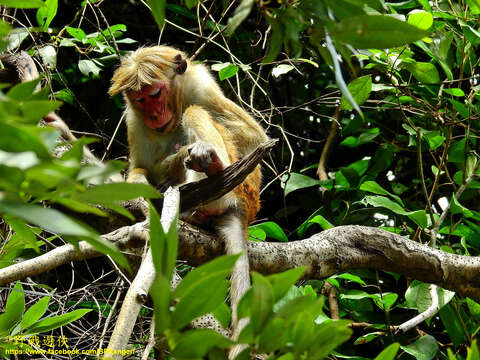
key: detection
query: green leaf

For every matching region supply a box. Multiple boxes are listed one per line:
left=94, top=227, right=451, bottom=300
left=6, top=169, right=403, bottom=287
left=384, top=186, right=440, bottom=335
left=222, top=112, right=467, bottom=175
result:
left=248, top=227, right=266, bottom=241
left=363, top=196, right=428, bottom=228
left=360, top=181, right=404, bottom=206
left=17, top=100, right=62, bottom=123
left=404, top=62, right=440, bottom=84
left=276, top=295, right=324, bottom=324
left=282, top=172, right=320, bottom=196
left=424, top=132, right=445, bottom=150
left=4, top=216, right=38, bottom=251
left=65, top=26, right=86, bottom=40
left=56, top=198, right=108, bottom=217
left=263, top=15, right=283, bottom=64
left=173, top=254, right=239, bottom=299
left=354, top=332, right=384, bottom=345
left=26, top=309, right=91, bottom=334
left=148, top=202, right=173, bottom=333
left=374, top=343, right=400, bottom=360
left=184, top=0, right=199, bottom=9
left=309, top=320, right=352, bottom=360
left=18, top=296, right=50, bottom=332
left=212, top=303, right=231, bottom=329
left=38, top=45, right=57, bottom=68
left=465, top=0, right=480, bottom=14
left=6, top=79, right=41, bottom=101
left=268, top=267, right=305, bottom=302
left=0, top=0, right=44, bottom=8
left=407, top=210, right=428, bottom=229
left=405, top=281, right=455, bottom=313
left=272, top=64, right=294, bottom=78
left=400, top=335, right=438, bottom=360
left=371, top=292, right=398, bottom=311
left=329, top=15, right=430, bottom=49
left=36, top=0, right=58, bottom=30
left=363, top=195, right=407, bottom=214
left=171, top=275, right=230, bottom=330
left=251, top=272, right=274, bottom=334
left=151, top=200, right=178, bottom=279
left=414, top=40, right=453, bottom=80
left=331, top=273, right=366, bottom=286
left=340, top=75, right=372, bottom=110
left=443, top=88, right=465, bottom=97
left=447, top=138, right=467, bottom=163
left=218, top=64, right=239, bottom=81
left=407, top=10, right=433, bottom=30
left=74, top=183, right=160, bottom=203
left=450, top=194, right=473, bottom=218
left=292, top=311, right=315, bottom=356
left=0, top=282, right=24, bottom=335
left=172, top=329, right=232, bottom=358
left=151, top=275, right=171, bottom=333
left=237, top=288, right=253, bottom=321
left=448, top=98, right=469, bottom=119
left=466, top=298, right=480, bottom=320
left=78, top=59, right=102, bottom=77
left=248, top=221, right=288, bottom=242
left=467, top=340, right=480, bottom=360
left=258, top=317, right=289, bottom=353
left=308, top=215, right=334, bottom=230
left=439, top=305, right=468, bottom=347
left=0, top=150, right=39, bottom=170
left=146, top=0, right=166, bottom=30
left=224, top=0, right=254, bottom=36
left=0, top=198, right=95, bottom=238
left=340, top=128, right=380, bottom=147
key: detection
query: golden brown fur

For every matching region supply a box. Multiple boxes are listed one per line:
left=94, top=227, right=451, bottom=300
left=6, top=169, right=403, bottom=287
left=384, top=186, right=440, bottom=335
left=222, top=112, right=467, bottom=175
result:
left=110, top=46, right=267, bottom=357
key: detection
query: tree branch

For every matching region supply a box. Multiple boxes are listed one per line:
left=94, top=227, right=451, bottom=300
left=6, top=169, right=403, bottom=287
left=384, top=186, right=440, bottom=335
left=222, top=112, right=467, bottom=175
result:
left=105, top=187, right=179, bottom=360
left=2, top=224, right=480, bottom=302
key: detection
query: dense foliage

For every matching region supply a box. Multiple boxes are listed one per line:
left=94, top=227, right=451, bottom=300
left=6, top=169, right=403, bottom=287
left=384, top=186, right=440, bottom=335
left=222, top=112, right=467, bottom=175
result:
left=0, top=0, right=480, bottom=359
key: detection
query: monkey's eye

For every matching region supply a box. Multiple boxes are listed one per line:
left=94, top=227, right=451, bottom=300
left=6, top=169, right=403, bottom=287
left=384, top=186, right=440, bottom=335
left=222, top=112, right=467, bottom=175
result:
left=148, top=88, right=161, bottom=98
left=135, top=97, right=145, bottom=103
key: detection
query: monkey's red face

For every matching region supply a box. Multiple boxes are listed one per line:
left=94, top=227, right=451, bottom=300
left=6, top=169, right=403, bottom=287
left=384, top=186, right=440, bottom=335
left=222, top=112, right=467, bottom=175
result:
left=128, top=82, right=175, bottom=133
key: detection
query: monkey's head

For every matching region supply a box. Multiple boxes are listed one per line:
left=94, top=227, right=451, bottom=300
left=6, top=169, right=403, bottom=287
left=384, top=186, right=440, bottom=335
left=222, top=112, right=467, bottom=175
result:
left=109, top=46, right=188, bottom=134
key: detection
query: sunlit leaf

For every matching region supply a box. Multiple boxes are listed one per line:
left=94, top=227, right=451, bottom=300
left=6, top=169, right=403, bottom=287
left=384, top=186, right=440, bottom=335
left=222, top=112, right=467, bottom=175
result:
left=329, top=15, right=430, bottom=49
left=0, top=0, right=44, bottom=8
left=36, top=0, right=58, bottom=30
left=145, top=0, right=166, bottom=30
left=400, top=335, right=438, bottom=360
left=224, top=0, right=254, bottom=36
left=340, top=75, right=372, bottom=110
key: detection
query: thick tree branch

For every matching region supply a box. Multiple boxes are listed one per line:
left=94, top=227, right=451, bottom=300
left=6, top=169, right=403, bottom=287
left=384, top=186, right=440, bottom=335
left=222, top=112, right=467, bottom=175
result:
left=2, top=224, right=480, bottom=303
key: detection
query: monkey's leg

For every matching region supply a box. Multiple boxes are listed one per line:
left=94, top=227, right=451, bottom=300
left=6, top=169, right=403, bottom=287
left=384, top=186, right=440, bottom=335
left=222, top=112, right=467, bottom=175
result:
left=127, top=167, right=149, bottom=184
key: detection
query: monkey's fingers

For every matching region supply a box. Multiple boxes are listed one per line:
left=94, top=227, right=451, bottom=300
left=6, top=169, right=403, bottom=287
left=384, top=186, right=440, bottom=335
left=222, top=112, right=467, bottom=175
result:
left=185, top=141, right=225, bottom=176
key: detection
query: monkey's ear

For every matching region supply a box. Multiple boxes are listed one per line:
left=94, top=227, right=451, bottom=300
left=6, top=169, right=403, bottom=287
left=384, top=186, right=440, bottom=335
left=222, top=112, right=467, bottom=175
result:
left=174, top=54, right=187, bottom=75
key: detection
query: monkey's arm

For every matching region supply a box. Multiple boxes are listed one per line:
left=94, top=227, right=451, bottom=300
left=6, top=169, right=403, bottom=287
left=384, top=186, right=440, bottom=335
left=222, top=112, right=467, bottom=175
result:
left=150, top=105, right=232, bottom=187
left=150, top=146, right=189, bottom=188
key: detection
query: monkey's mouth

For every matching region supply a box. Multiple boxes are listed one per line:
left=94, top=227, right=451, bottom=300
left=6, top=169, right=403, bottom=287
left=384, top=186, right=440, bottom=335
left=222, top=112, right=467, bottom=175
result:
left=145, top=109, right=174, bottom=133
left=155, top=120, right=171, bottom=133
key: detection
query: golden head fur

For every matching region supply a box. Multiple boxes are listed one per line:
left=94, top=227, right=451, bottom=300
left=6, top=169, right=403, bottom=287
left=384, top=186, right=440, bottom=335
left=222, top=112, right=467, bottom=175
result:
left=109, top=46, right=188, bottom=96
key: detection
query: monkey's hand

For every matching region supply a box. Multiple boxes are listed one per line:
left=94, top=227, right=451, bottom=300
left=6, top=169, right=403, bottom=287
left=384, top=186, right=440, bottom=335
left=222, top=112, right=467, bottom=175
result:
left=184, top=141, right=225, bottom=177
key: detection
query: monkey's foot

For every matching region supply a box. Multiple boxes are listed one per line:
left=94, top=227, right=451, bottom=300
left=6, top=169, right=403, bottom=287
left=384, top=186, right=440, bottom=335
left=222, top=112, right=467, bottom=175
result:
left=184, top=141, right=224, bottom=176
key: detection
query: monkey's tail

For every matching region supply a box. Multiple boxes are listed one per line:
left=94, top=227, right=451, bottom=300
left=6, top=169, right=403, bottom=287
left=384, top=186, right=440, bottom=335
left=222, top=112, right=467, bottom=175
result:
left=216, top=209, right=250, bottom=358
